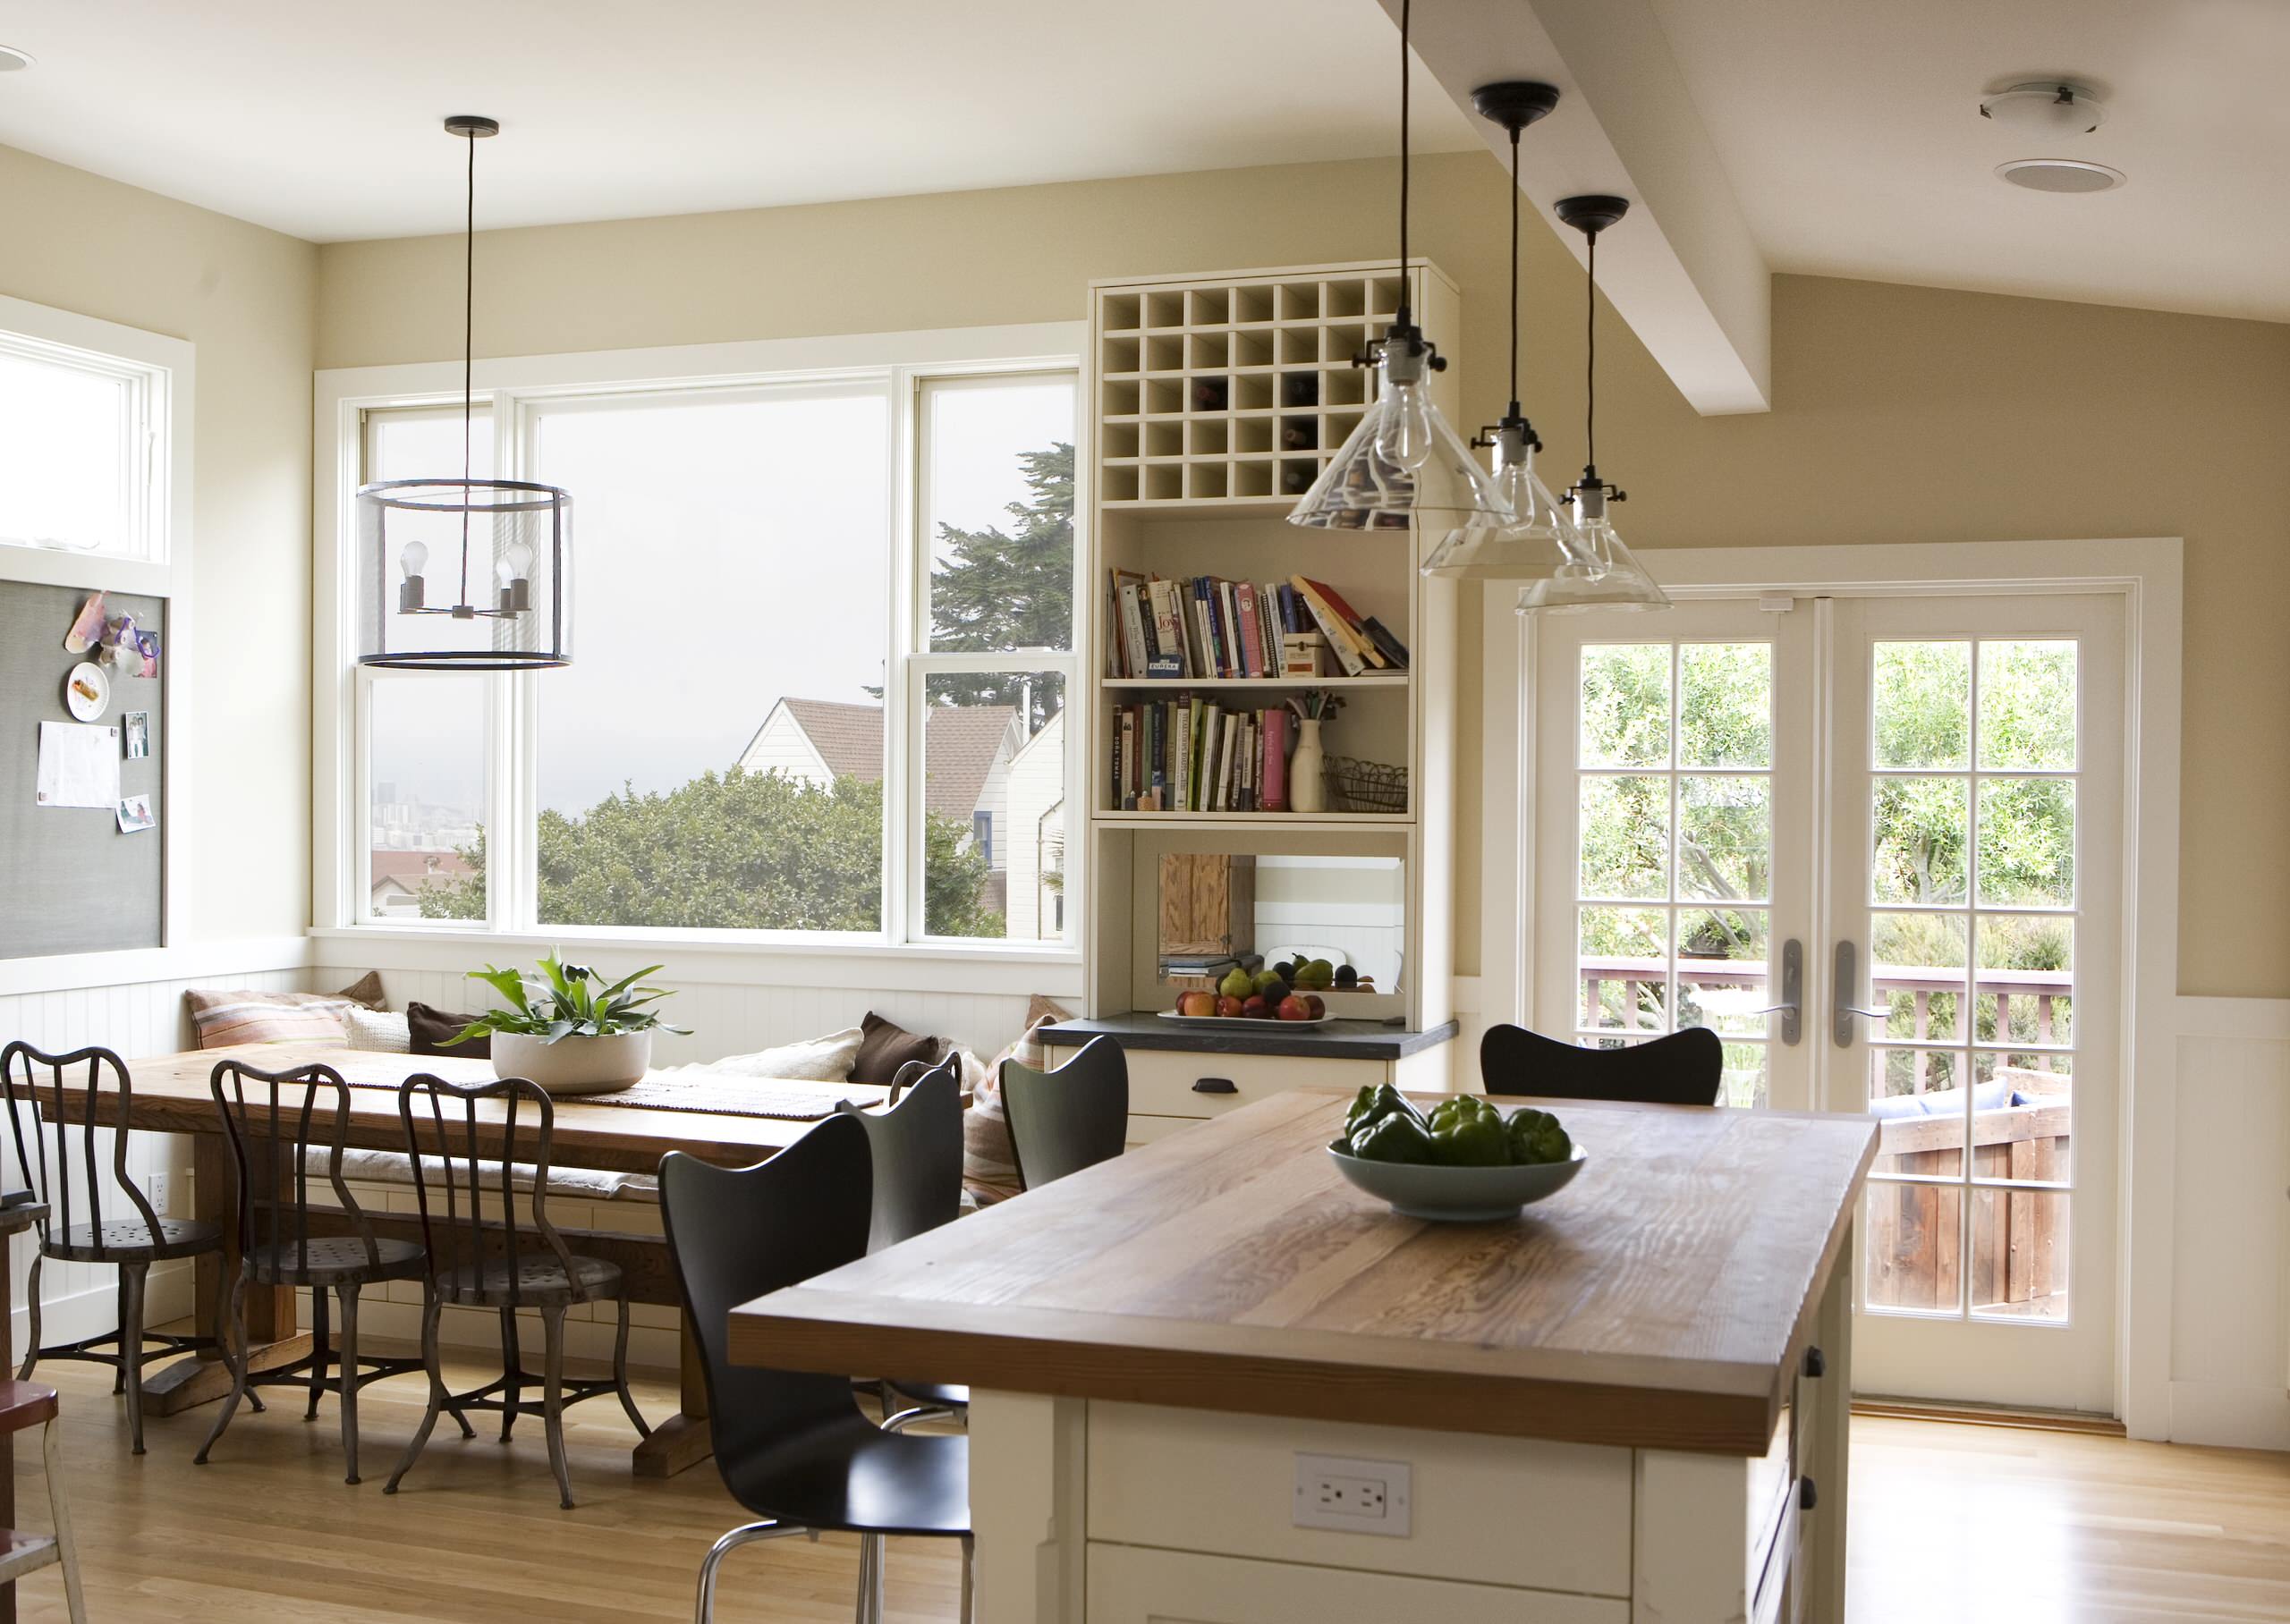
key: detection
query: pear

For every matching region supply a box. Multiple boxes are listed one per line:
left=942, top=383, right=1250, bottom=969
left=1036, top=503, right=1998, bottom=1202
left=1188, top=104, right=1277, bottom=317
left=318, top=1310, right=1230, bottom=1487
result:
left=1218, top=966, right=1257, bottom=1001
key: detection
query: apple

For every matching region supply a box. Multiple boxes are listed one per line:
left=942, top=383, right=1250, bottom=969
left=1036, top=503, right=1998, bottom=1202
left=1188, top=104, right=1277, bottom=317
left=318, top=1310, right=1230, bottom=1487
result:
left=1242, top=994, right=1270, bottom=1019
left=1217, top=995, right=1245, bottom=1019
left=1177, top=990, right=1217, bottom=1018
left=1303, top=994, right=1326, bottom=1019
left=1276, top=994, right=1312, bottom=1021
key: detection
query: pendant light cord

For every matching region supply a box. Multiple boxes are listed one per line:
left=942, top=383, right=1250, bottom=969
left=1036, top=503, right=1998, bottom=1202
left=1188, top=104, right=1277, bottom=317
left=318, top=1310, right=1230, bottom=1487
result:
left=1396, top=0, right=1411, bottom=325
left=1584, top=227, right=1598, bottom=473
left=459, top=125, right=476, bottom=606
left=1506, top=129, right=1520, bottom=412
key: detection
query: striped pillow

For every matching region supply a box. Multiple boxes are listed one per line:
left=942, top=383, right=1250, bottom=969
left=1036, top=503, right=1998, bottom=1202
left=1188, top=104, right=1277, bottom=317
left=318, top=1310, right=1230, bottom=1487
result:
left=186, top=976, right=386, bottom=1050
left=961, top=995, right=1072, bottom=1207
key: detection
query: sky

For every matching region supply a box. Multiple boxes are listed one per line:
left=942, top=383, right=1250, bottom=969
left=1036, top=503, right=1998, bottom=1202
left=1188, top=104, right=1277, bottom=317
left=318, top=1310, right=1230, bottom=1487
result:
left=368, top=374, right=1075, bottom=829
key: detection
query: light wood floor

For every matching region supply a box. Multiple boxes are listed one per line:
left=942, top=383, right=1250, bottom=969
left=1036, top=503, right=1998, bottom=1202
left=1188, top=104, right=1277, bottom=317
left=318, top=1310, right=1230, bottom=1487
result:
left=4, top=1361, right=2282, bottom=1620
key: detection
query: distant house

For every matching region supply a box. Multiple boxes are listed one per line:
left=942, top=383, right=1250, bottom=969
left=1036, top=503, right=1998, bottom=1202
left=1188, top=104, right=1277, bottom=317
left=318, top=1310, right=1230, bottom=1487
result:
left=369, top=850, right=475, bottom=918
left=1004, top=709, right=1065, bottom=940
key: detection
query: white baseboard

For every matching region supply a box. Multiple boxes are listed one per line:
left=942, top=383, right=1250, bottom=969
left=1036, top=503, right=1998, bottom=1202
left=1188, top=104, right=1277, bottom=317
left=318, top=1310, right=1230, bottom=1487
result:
left=2167, top=1380, right=2290, bottom=1451
left=9, top=1260, right=196, bottom=1355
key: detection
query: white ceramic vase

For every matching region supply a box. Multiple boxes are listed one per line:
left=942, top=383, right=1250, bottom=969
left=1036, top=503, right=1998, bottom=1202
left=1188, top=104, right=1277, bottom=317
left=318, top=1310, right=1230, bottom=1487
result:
left=491, top=1029, right=653, bottom=1095
left=1290, top=718, right=1327, bottom=813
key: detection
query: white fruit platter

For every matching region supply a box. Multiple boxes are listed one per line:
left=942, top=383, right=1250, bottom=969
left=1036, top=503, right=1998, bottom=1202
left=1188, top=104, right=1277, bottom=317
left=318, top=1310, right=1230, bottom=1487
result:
left=1158, top=1010, right=1336, bottom=1029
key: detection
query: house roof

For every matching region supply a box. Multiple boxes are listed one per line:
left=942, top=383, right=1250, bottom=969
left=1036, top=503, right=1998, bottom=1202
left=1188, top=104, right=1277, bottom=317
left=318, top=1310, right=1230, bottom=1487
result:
left=760, top=698, right=1018, bottom=822
left=369, top=850, right=474, bottom=892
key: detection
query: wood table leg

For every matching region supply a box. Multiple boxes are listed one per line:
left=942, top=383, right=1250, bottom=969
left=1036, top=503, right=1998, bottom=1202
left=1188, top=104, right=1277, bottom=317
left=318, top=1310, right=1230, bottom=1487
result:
left=631, top=1312, right=714, bottom=1478
left=142, top=1135, right=309, bottom=1416
left=1804, top=1213, right=1854, bottom=1624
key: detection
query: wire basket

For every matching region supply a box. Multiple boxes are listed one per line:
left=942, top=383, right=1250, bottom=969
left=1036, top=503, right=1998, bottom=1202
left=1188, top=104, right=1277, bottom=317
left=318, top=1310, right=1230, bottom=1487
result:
left=1324, top=756, right=1409, bottom=814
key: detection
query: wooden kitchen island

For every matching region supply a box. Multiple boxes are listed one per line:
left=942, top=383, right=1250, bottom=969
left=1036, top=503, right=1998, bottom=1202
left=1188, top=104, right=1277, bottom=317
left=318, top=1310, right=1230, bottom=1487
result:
left=732, top=1087, right=1877, bottom=1623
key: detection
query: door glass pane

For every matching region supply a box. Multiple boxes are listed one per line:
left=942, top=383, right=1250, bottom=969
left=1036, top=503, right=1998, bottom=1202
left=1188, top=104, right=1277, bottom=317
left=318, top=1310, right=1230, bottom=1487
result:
left=1978, top=641, right=2076, bottom=769
left=1679, top=776, right=1770, bottom=901
left=1873, top=641, right=1969, bottom=768
left=1719, top=1041, right=1768, bottom=1111
left=1969, top=1187, right=2069, bottom=1323
left=1871, top=778, right=1968, bottom=904
left=1870, top=912, right=1968, bottom=1041
left=1972, top=1051, right=2074, bottom=1185
left=1870, top=1046, right=1964, bottom=1177
left=1865, top=1182, right=1964, bottom=1315
left=1580, top=776, right=1668, bottom=899
left=1977, top=778, right=2074, bottom=906
left=367, top=675, right=485, bottom=921
left=1676, top=909, right=1769, bottom=1035
left=921, top=670, right=1066, bottom=941
left=1578, top=907, right=1667, bottom=1033
left=1975, top=916, right=2074, bottom=1047
left=1579, top=645, right=1670, bottom=767
left=1678, top=643, right=1771, bottom=767
left=920, top=376, right=1078, bottom=654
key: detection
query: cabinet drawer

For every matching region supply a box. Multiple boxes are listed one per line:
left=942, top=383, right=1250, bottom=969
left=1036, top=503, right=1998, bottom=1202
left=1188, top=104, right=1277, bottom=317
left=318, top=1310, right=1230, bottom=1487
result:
left=1087, top=1401, right=1631, bottom=1599
left=1086, top=1544, right=1626, bottom=1624
left=1047, top=1045, right=1387, bottom=1123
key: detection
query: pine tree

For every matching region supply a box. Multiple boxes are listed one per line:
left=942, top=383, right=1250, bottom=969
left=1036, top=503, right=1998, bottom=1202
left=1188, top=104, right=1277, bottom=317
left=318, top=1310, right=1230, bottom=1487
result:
left=924, top=443, right=1073, bottom=733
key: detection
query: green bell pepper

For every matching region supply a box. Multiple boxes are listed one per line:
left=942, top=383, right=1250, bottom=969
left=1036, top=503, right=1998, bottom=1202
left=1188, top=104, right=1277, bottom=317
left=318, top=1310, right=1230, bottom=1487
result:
left=1505, top=1106, right=1573, bottom=1166
left=1348, top=1109, right=1435, bottom=1164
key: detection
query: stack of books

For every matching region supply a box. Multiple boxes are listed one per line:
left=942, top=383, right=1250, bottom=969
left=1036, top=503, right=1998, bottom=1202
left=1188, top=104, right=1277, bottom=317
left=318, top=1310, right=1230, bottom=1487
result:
left=1109, top=698, right=1297, bottom=812
left=1107, top=570, right=1409, bottom=681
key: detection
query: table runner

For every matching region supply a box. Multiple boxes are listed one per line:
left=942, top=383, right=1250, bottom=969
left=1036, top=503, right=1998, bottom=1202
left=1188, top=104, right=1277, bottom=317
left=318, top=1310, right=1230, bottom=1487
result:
left=339, top=1069, right=859, bottom=1121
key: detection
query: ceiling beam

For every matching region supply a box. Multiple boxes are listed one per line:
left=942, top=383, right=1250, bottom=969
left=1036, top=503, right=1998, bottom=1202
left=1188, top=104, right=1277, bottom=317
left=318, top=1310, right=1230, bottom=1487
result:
left=1388, top=0, right=1772, bottom=415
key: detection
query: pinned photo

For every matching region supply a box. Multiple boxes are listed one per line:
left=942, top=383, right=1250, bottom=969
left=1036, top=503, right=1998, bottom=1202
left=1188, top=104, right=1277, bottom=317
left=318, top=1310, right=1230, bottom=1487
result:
left=116, top=794, right=156, bottom=833
left=123, top=711, right=150, bottom=759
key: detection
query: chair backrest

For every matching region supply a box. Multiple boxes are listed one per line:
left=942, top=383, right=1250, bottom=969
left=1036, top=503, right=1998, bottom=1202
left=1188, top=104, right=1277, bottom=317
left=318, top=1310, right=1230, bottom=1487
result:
left=658, top=1112, right=873, bottom=1479
left=843, top=1055, right=963, bottom=1253
left=1479, top=1024, right=1725, bottom=1106
left=209, top=1058, right=383, bottom=1279
left=1000, top=1034, right=1128, bottom=1190
left=397, top=1073, right=581, bottom=1305
left=0, top=1041, right=163, bottom=1255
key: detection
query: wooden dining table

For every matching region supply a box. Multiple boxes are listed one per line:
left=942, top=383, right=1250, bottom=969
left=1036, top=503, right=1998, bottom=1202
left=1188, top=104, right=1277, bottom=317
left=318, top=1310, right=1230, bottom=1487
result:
left=64, top=1041, right=892, bottom=1477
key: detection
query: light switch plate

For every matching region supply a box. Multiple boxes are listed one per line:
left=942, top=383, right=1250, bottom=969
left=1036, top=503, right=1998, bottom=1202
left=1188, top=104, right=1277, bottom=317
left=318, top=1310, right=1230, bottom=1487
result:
left=1293, top=1451, right=1412, bottom=1537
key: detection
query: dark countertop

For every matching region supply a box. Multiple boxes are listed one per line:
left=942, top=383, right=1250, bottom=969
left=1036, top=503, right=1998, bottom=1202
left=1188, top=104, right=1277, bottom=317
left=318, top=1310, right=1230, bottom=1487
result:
left=1038, top=1012, right=1458, bottom=1061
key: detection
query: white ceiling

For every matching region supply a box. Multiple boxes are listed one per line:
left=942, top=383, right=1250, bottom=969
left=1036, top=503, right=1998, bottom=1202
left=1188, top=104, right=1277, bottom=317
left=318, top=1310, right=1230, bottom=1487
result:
left=1646, top=0, right=2290, bottom=323
left=0, top=0, right=1477, bottom=242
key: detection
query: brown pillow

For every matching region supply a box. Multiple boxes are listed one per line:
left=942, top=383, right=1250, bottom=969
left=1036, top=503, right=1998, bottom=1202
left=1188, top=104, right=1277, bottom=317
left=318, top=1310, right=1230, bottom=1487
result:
left=407, top=1002, right=490, bottom=1059
left=851, top=1011, right=939, bottom=1086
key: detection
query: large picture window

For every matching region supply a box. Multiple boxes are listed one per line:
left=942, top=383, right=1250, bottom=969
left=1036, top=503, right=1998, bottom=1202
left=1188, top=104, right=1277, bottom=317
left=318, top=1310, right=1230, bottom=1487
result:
left=349, top=350, right=1078, bottom=951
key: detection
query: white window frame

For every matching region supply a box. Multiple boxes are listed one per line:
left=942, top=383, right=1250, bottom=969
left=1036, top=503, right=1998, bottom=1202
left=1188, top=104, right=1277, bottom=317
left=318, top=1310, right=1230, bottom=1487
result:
left=312, top=323, right=1086, bottom=975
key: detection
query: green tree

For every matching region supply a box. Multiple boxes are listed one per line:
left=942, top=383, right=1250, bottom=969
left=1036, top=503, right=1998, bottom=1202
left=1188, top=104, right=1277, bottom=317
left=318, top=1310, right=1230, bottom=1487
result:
left=417, top=828, right=488, bottom=922
left=922, top=443, right=1073, bottom=732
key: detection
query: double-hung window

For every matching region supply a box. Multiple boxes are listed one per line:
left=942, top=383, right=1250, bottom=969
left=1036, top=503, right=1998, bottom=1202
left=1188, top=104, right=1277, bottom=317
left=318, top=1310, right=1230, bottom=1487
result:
left=344, top=337, right=1079, bottom=952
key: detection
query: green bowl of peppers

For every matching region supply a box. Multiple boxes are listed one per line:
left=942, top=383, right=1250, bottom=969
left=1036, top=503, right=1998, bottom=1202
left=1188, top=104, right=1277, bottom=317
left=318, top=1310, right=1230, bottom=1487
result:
left=1327, top=1085, right=1586, bottom=1222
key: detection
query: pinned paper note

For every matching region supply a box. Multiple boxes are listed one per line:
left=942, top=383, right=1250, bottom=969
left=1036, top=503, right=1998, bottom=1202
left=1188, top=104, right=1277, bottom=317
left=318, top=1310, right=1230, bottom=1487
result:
left=116, top=794, right=156, bottom=833
left=35, top=722, right=121, bottom=809
left=63, top=592, right=106, bottom=654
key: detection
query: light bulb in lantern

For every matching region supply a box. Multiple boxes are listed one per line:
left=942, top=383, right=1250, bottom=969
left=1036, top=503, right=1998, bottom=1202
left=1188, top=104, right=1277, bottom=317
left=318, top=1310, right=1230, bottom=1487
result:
left=397, top=538, right=428, bottom=612
left=496, top=537, right=535, bottom=613
left=1371, top=343, right=1435, bottom=471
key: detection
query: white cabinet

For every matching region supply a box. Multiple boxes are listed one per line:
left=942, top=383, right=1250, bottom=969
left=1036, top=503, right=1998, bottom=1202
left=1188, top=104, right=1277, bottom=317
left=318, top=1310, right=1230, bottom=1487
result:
left=1047, top=1038, right=1453, bottom=1147
left=1086, top=1545, right=1628, bottom=1624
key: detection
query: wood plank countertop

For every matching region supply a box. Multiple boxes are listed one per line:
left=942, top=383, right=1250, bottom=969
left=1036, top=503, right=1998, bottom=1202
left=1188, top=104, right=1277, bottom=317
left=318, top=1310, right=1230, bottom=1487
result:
left=732, top=1087, right=1878, bottom=1454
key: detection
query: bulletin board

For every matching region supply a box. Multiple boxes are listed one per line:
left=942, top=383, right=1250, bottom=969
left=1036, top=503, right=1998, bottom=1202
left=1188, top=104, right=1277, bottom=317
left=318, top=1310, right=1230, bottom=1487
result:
left=0, top=580, right=165, bottom=959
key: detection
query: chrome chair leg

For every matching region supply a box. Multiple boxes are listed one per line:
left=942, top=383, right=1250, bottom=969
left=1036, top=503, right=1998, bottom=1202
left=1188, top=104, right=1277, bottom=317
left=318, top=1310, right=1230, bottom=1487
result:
left=694, top=1520, right=809, bottom=1624
left=883, top=1405, right=956, bottom=1434
left=959, top=1535, right=975, bottom=1624
left=856, top=1532, right=886, bottom=1624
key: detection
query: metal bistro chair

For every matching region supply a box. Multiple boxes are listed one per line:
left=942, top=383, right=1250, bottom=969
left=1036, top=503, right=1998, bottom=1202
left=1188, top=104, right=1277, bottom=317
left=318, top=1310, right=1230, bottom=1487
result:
left=385, top=1074, right=649, bottom=1510
left=1479, top=1023, right=1726, bottom=1107
left=840, top=1056, right=965, bottom=1420
left=0, top=1041, right=230, bottom=1456
left=999, top=1033, right=1128, bottom=1190
left=195, top=1058, right=436, bottom=1484
left=661, top=1112, right=971, bottom=1624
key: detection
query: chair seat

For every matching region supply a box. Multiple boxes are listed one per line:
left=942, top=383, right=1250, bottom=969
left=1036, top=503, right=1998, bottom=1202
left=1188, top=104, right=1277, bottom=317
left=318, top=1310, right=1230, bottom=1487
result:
left=246, top=1234, right=426, bottom=1287
left=437, top=1252, right=620, bottom=1307
left=886, top=1380, right=969, bottom=1411
left=44, top=1216, right=221, bottom=1263
left=724, top=1417, right=970, bottom=1538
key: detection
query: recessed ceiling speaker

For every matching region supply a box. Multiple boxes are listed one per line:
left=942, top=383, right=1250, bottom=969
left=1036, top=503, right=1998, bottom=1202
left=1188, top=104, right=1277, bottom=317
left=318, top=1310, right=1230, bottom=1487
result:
left=1995, top=158, right=2126, bottom=194
left=0, top=45, right=35, bottom=72
left=1980, top=81, right=2106, bottom=134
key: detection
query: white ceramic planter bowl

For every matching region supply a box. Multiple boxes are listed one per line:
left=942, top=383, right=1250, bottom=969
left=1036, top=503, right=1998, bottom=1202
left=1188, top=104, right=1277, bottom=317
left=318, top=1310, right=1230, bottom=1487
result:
left=1326, top=1143, right=1588, bottom=1222
left=490, top=1029, right=653, bottom=1096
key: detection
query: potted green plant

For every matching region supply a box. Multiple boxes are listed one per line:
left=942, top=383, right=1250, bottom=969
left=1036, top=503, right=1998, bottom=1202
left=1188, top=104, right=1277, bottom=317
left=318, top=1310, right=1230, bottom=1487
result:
left=450, top=952, right=689, bottom=1095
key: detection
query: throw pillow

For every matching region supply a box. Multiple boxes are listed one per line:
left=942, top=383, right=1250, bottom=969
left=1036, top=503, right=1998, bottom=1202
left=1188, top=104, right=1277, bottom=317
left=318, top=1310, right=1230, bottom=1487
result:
left=341, top=1007, right=411, bottom=1053
left=851, top=1011, right=941, bottom=1086
left=666, top=1027, right=863, bottom=1082
left=407, top=1002, right=489, bottom=1059
left=961, top=995, right=1074, bottom=1208
left=185, top=975, right=385, bottom=1050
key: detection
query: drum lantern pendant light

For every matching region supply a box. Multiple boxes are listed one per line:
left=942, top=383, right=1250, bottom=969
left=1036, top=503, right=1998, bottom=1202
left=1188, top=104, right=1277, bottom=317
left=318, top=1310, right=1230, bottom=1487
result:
left=1287, top=0, right=1514, bottom=533
left=356, top=116, right=572, bottom=670
left=1516, top=195, right=1671, bottom=614
left=1421, top=80, right=1588, bottom=579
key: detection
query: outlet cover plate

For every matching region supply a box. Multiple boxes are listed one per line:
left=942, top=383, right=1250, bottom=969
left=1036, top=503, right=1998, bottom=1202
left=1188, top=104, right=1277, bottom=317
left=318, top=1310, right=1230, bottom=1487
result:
left=1293, top=1451, right=1412, bottom=1537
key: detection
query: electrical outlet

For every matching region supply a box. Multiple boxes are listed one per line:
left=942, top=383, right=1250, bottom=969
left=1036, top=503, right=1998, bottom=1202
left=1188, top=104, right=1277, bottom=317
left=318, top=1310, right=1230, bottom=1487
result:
left=1293, top=1451, right=1412, bottom=1537
left=148, top=1173, right=170, bottom=1214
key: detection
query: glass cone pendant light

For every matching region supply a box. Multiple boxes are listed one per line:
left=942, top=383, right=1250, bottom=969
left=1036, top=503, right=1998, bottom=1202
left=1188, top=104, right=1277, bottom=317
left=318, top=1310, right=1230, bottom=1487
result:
left=1423, top=80, right=1589, bottom=579
left=1516, top=195, right=1671, bottom=614
left=357, top=117, right=573, bottom=669
left=1288, top=0, right=1513, bottom=534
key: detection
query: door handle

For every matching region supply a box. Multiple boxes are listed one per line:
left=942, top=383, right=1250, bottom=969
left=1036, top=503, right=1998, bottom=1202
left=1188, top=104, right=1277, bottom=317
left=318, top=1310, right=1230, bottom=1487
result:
left=1831, top=940, right=1891, bottom=1047
left=1748, top=937, right=1803, bottom=1046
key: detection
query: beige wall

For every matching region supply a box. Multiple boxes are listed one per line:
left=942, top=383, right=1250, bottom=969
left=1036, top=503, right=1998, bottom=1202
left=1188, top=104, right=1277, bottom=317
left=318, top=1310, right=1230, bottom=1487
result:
left=317, top=151, right=2287, bottom=997
left=2, top=143, right=318, bottom=943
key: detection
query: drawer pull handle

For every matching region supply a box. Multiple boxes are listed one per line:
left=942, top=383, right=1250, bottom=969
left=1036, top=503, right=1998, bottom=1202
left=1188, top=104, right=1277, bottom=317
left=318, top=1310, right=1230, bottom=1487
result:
left=1799, top=1476, right=1818, bottom=1511
left=1802, top=1345, right=1826, bottom=1380
left=1192, top=1077, right=1239, bottom=1095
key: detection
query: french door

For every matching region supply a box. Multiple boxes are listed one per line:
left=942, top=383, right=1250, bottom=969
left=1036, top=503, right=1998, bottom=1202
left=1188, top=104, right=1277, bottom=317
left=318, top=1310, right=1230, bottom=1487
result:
left=1531, top=590, right=2123, bottom=1412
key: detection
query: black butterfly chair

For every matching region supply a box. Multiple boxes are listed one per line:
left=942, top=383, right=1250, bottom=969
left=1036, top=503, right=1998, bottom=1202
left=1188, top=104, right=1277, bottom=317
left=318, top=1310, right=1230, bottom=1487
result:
left=999, top=1034, right=1128, bottom=1189
left=1479, top=1024, right=1725, bottom=1106
left=662, top=1112, right=971, bottom=1624
left=840, top=1056, right=966, bottom=1419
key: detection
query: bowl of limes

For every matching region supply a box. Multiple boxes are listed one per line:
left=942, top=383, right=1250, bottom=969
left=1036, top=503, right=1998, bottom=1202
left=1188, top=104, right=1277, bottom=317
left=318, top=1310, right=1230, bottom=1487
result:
left=1327, top=1086, right=1585, bottom=1222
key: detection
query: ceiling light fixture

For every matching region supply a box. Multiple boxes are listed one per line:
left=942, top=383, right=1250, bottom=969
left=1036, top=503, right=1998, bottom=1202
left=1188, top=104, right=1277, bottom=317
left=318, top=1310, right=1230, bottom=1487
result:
left=1287, top=0, right=1514, bottom=534
left=356, top=116, right=573, bottom=671
left=1517, top=196, right=1670, bottom=615
left=0, top=45, right=35, bottom=72
left=1421, top=80, right=1590, bottom=581
left=1995, top=157, right=2126, bottom=194
left=1979, top=81, right=2106, bottom=135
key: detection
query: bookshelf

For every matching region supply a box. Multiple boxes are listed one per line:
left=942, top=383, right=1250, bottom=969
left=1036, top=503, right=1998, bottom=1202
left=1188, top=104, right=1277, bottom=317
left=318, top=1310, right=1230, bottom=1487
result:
left=1082, top=259, right=1460, bottom=1037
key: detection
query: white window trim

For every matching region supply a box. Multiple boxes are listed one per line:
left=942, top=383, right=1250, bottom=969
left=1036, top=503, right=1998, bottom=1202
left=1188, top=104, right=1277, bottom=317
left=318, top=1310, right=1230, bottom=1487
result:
left=0, top=292, right=195, bottom=948
left=313, top=321, right=1087, bottom=969
left=1476, top=536, right=2184, bottom=1441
